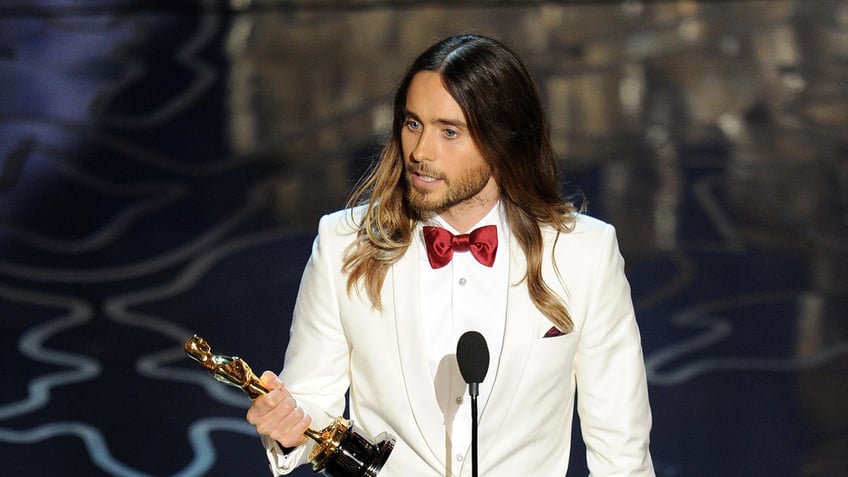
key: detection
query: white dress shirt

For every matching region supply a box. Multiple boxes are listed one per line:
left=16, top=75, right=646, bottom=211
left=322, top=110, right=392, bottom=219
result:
left=419, top=203, right=509, bottom=466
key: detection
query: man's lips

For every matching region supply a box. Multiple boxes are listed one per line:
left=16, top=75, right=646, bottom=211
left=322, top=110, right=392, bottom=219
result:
left=409, top=168, right=443, bottom=185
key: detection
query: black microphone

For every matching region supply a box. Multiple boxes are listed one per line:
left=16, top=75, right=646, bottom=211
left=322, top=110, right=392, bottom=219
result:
left=456, top=331, right=489, bottom=477
left=457, top=331, right=489, bottom=394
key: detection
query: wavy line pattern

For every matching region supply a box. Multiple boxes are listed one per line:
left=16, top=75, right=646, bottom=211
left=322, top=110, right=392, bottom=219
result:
left=2, top=2, right=846, bottom=477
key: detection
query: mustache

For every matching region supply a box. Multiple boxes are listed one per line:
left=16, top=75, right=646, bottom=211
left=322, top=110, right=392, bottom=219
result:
left=406, top=164, right=444, bottom=180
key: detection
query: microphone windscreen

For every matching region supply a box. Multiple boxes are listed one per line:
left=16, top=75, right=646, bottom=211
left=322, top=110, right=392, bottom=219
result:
left=456, top=331, right=490, bottom=384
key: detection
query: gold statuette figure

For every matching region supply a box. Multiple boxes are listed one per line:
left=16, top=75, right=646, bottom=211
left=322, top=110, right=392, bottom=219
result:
left=185, top=335, right=394, bottom=477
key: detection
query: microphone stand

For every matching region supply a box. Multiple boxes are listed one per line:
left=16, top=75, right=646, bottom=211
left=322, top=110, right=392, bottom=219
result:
left=457, top=330, right=488, bottom=477
left=468, top=381, right=480, bottom=477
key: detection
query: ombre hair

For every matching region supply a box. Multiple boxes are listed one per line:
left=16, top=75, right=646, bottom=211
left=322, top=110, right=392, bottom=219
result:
left=343, top=34, right=580, bottom=332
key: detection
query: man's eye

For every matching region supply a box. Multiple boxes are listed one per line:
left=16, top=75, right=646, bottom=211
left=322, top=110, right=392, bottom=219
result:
left=406, top=120, right=421, bottom=130
left=444, top=129, right=457, bottom=138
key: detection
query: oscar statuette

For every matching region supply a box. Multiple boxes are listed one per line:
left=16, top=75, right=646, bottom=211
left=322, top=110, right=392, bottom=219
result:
left=184, top=335, right=395, bottom=477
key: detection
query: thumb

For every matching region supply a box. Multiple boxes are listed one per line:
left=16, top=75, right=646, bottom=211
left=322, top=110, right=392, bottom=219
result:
left=259, top=370, right=284, bottom=390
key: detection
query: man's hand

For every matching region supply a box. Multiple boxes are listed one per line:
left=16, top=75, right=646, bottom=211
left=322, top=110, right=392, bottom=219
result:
left=246, top=371, right=312, bottom=448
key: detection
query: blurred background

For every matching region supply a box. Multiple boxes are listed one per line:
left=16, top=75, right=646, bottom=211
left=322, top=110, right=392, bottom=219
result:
left=1, top=0, right=846, bottom=476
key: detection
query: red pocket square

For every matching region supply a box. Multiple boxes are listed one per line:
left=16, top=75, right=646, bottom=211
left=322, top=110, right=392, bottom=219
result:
left=543, top=326, right=565, bottom=338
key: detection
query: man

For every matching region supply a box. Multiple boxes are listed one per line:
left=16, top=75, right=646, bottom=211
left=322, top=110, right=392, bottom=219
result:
left=247, top=34, right=654, bottom=476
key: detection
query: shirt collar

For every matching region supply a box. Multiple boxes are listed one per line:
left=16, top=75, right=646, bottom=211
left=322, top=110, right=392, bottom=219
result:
left=427, top=201, right=506, bottom=235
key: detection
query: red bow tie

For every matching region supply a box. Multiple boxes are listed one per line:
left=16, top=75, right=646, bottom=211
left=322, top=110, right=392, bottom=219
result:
left=423, top=225, right=498, bottom=269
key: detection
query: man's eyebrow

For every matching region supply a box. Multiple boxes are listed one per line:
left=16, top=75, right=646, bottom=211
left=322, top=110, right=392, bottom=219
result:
left=403, top=109, right=467, bottom=128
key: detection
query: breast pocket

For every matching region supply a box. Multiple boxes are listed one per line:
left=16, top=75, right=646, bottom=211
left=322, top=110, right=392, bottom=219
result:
left=520, top=332, right=579, bottom=406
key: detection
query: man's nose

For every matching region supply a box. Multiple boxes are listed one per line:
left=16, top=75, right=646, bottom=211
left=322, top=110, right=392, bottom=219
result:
left=411, top=130, right=435, bottom=162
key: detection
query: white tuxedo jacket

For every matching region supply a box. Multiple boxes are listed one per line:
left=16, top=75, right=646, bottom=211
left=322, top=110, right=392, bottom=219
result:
left=264, top=208, right=654, bottom=476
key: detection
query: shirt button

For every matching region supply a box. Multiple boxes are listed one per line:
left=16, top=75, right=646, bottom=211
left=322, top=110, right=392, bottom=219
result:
left=456, top=454, right=464, bottom=462
left=458, top=277, right=467, bottom=286
left=456, top=395, right=463, bottom=405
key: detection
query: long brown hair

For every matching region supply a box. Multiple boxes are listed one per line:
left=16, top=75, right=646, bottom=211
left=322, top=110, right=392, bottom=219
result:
left=343, top=34, right=579, bottom=332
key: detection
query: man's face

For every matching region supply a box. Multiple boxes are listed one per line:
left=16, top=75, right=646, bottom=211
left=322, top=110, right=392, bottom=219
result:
left=401, top=71, right=498, bottom=225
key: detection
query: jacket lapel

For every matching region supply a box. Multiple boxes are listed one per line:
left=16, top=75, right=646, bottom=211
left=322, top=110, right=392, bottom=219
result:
left=470, top=231, right=538, bottom=473
left=389, top=231, right=451, bottom=467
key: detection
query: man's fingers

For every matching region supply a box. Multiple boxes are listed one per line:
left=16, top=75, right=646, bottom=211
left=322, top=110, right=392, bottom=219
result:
left=269, top=406, right=311, bottom=447
left=246, top=386, right=314, bottom=448
left=285, top=413, right=312, bottom=447
left=247, top=388, right=287, bottom=420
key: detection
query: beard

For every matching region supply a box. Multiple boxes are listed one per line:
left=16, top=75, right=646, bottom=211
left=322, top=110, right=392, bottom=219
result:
left=405, top=162, right=493, bottom=214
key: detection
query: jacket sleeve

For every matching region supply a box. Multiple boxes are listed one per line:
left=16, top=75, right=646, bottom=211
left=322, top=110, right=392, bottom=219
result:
left=262, top=212, right=352, bottom=474
left=574, top=223, right=655, bottom=476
